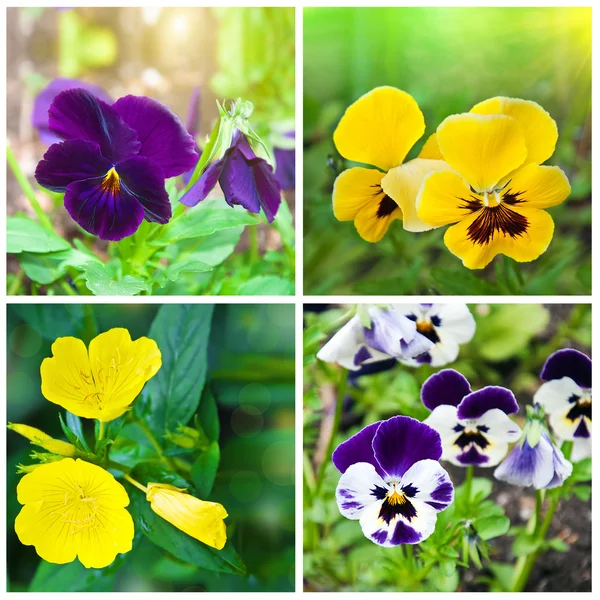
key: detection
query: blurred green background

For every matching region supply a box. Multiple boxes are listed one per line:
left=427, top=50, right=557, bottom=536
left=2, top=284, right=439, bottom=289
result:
left=7, top=303, right=294, bottom=592
left=303, top=7, right=591, bottom=295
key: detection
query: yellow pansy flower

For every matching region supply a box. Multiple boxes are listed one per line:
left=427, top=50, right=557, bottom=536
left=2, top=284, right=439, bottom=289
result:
left=417, top=97, right=570, bottom=269
left=15, top=458, right=134, bottom=568
left=41, top=328, right=162, bottom=422
left=8, top=422, right=77, bottom=457
left=146, top=482, right=227, bottom=550
left=332, top=86, right=453, bottom=242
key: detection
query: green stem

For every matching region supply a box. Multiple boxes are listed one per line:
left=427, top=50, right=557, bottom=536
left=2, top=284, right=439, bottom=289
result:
left=248, top=222, right=259, bottom=263
left=59, top=281, right=77, bottom=296
left=123, top=473, right=149, bottom=494
left=315, top=369, right=349, bottom=493
left=8, top=268, right=25, bottom=295
left=135, top=418, right=176, bottom=470
left=7, top=145, right=55, bottom=231
left=97, top=421, right=105, bottom=442
left=464, top=465, right=473, bottom=504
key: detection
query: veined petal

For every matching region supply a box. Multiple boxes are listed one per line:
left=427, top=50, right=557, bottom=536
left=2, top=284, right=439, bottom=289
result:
left=112, top=95, right=198, bottom=178
left=35, top=139, right=112, bottom=193
left=540, top=348, right=592, bottom=388
left=503, top=163, right=570, bottom=209
left=436, top=113, right=527, bottom=192
left=49, top=89, right=140, bottom=164
left=381, top=158, right=454, bottom=232
left=494, top=434, right=555, bottom=488
left=545, top=439, right=573, bottom=489
left=417, top=133, right=443, bottom=159
left=336, top=462, right=388, bottom=519
left=457, top=387, right=518, bottom=420
left=333, top=86, right=425, bottom=171
left=421, top=369, right=472, bottom=411
left=332, top=421, right=384, bottom=476
left=471, top=96, right=558, bottom=165
left=332, top=167, right=385, bottom=221
left=401, top=458, right=453, bottom=511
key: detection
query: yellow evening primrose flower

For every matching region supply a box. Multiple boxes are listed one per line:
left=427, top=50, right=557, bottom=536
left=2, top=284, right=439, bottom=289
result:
left=332, top=86, right=453, bottom=242
left=41, top=328, right=161, bottom=422
left=15, top=458, right=134, bottom=568
left=146, top=483, right=228, bottom=550
left=416, top=97, right=571, bottom=269
left=8, top=423, right=77, bottom=456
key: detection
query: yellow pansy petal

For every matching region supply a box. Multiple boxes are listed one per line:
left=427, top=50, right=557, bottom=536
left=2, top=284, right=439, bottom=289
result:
left=444, top=205, right=554, bottom=269
left=355, top=198, right=402, bottom=243
left=333, top=86, right=425, bottom=171
left=416, top=170, right=478, bottom=227
left=417, top=133, right=443, bottom=159
left=332, top=167, right=385, bottom=221
left=147, top=483, right=228, bottom=550
left=437, top=113, right=527, bottom=192
left=503, top=163, right=571, bottom=209
left=88, top=328, right=162, bottom=422
left=381, top=158, right=455, bottom=232
left=471, top=96, right=558, bottom=165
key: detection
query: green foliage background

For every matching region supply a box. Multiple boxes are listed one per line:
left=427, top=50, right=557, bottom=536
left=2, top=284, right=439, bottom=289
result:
left=303, top=7, right=591, bottom=295
left=7, top=303, right=295, bottom=592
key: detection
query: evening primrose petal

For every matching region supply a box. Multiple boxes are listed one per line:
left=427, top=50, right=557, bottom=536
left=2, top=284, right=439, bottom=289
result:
left=333, top=86, right=425, bottom=171
left=471, top=96, right=558, bottom=166
left=7, top=423, right=76, bottom=456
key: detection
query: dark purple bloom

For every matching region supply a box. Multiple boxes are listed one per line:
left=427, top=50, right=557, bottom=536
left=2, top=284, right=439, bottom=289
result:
left=273, top=131, right=295, bottom=191
left=32, top=78, right=112, bottom=145
left=34, top=88, right=198, bottom=241
left=422, top=369, right=521, bottom=467
left=179, top=130, right=281, bottom=222
left=333, top=416, right=453, bottom=546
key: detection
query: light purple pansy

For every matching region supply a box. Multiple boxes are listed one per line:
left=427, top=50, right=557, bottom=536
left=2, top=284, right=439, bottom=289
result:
left=422, top=369, right=522, bottom=467
left=273, top=131, right=295, bottom=191
left=179, top=130, right=282, bottom=222
left=334, top=416, right=453, bottom=546
left=316, top=305, right=435, bottom=370
left=32, top=78, right=112, bottom=145
left=534, top=349, right=592, bottom=462
left=494, top=428, right=572, bottom=489
left=397, top=303, right=476, bottom=367
left=35, top=88, right=198, bottom=241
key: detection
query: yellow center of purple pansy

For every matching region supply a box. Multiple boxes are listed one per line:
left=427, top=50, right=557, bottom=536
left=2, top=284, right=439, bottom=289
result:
left=100, top=167, right=121, bottom=194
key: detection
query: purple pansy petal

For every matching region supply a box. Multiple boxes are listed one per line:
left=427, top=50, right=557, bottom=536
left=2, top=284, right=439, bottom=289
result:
left=112, top=95, right=198, bottom=178
left=179, top=157, right=226, bottom=207
left=540, top=348, right=592, bottom=388
left=48, top=89, right=140, bottom=164
left=373, top=416, right=442, bottom=478
left=573, top=419, right=590, bottom=438
left=457, top=386, right=518, bottom=420
left=219, top=147, right=261, bottom=213
left=185, top=86, right=201, bottom=139
left=335, top=462, right=388, bottom=519
left=249, top=157, right=282, bottom=222
left=456, top=446, right=489, bottom=466
left=274, top=145, right=295, bottom=191
left=117, top=156, right=171, bottom=224
left=332, top=421, right=383, bottom=475
left=64, top=176, right=145, bottom=241
left=33, top=78, right=113, bottom=144
left=401, top=459, right=454, bottom=511
left=421, top=369, right=472, bottom=411
left=35, top=139, right=111, bottom=192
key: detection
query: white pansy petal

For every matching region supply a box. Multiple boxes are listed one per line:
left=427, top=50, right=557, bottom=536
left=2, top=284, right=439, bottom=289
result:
left=336, top=462, right=388, bottom=520
left=534, top=377, right=583, bottom=415
left=423, top=405, right=461, bottom=462
left=432, top=303, right=476, bottom=344
left=428, top=335, right=460, bottom=367
left=401, top=459, right=454, bottom=510
left=479, top=408, right=522, bottom=444
left=571, top=436, right=592, bottom=462
left=547, top=410, right=581, bottom=441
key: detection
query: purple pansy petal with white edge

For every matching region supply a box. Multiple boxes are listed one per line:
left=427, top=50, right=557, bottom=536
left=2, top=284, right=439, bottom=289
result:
left=400, top=458, right=454, bottom=511
left=373, top=416, right=442, bottom=479
left=457, top=386, right=518, bottom=420
left=332, top=421, right=383, bottom=475
left=421, top=369, right=472, bottom=411
left=112, top=95, right=198, bottom=178
left=48, top=89, right=140, bottom=164
left=34, top=139, right=111, bottom=192
left=117, top=156, right=171, bottom=224
left=179, top=157, right=226, bottom=207
left=64, top=176, right=145, bottom=241
left=540, top=348, right=591, bottom=388
left=335, top=462, right=388, bottom=519
left=33, top=78, right=113, bottom=144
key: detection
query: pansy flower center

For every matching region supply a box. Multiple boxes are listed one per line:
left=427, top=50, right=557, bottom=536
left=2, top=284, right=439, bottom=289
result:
left=566, top=390, right=592, bottom=424
left=371, top=481, right=418, bottom=524
left=100, top=167, right=121, bottom=194
left=415, top=317, right=441, bottom=344
left=453, top=421, right=490, bottom=450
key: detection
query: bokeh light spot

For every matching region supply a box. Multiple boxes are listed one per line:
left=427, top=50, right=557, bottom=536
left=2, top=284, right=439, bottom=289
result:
left=229, top=470, right=262, bottom=503
left=238, top=383, right=271, bottom=413
left=262, top=441, right=294, bottom=486
left=230, top=406, right=264, bottom=438
left=9, top=324, right=43, bottom=358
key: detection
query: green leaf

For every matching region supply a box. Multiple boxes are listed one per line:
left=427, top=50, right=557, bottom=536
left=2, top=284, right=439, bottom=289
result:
left=184, top=112, right=223, bottom=191
left=10, top=304, right=86, bottom=340
left=182, top=226, right=244, bottom=267
left=513, top=533, right=542, bottom=556
left=198, top=387, right=220, bottom=442
left=7, top=216, right=70, bottom=254
left=29, top=558, right=117, bottom=592
left=165, top=208, right=260, bottom=241
left=237, top=275, right=294, bottom=295
left=474, top=515, right=510, bottom=540
left=571, top=457, right=591, bottom=482
left=431, top=268, right=499, bottom=295
left=65, top=411, right=91, bottom=453
left=18, top=247, right=98, bottom=285
left=135, top=305, right=214, bottom=438
left=80, top=261, right=148, bottom=296
left=164, top=259, right=213, bottom=282
left=191, top=441, right=220, bottom=497
left=572, top=484, right=592, bottom=501
left=546, top=537, right=569, bottom=552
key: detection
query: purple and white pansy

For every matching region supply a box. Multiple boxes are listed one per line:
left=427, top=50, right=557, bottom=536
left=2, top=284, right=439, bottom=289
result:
left=534, top=349, right=592, bottom=462
left=396, top=303, right=476, bottom=367
left=333, top=416, right=453, bottom=546
left=422, top=369, right=522, bottom=467
left=316, top=305, right=435, bottom=370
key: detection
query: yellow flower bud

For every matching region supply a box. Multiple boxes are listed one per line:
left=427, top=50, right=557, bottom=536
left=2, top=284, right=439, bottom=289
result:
left=8, top=423, right=77, bottom=457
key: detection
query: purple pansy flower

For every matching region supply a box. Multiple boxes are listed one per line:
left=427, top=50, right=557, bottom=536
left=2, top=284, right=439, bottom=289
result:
left=316, top=305, right=435, bottom=370
left=534, top=349, right=592, bottom=462
left=422, top=369, right=522, bottom=467
left=179, top=130, right=282, bottom=222
left=397, top=303, right=476, bottom=367
left=334, top=416, right=453, bottom=546
left=32, top=78, right=112, bottom=145
left=34, top=88, right=198, bottom=241
left=273, top=131, right=295, bottom=191
left=494, top=426, right=572, bottom=489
